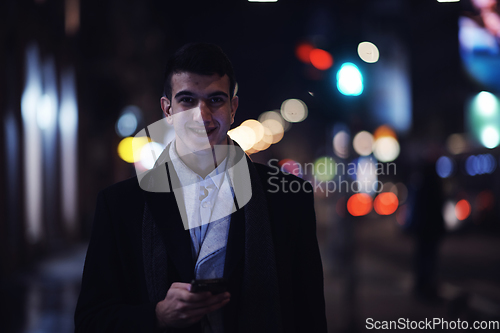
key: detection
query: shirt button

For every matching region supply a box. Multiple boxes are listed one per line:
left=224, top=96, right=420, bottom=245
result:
left=202, top=202, right=209, bottom=208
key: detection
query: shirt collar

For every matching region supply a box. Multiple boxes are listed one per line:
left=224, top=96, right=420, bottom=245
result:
left=169, top=139, right=229, bottom=190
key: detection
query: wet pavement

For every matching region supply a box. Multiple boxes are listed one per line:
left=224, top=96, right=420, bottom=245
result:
left=2, top=214, right=500, bottom=332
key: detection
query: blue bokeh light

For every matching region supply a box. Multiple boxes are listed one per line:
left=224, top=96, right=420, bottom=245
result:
left=336, top=63, right=363, bottom=96
left=465, top=154, right=497, bottom=176
left=436, top=156, right=454, bottom=178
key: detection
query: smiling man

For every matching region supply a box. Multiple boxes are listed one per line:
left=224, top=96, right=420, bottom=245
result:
left=75, top=43, right=327, bottom=333
left=161, top=70, right=238, bottom=178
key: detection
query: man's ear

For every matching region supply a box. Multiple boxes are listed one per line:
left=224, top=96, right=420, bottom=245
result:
left=160, top=96, right=173, bottom=124
left=230, top=95, right=238, bottom=125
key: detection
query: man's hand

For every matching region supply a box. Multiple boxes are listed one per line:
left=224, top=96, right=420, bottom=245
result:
left=155, top=282, right=231, bottom=329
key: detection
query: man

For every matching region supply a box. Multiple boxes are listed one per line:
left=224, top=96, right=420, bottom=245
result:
left=75, top=43, right=327, bottom=333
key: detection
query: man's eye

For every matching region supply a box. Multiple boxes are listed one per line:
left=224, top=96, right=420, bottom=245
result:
left=180, top=97, right=194, bottom=103
left=211, top=97, right=224, bottom=103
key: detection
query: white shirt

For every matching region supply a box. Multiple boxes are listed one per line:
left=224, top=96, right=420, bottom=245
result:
left=169, top=140, right=233, bottom=263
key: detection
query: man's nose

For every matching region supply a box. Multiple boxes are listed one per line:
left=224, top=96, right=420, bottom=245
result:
left=193, top=101, right=211, bottom=123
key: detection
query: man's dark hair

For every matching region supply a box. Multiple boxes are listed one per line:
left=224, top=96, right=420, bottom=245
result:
left=163, top=43, right=236, bottom=100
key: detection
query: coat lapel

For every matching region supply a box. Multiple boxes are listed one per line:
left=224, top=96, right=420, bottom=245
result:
left=223, top=203, right=245, bottom=280
left=142, top=159, right=195, bottom=283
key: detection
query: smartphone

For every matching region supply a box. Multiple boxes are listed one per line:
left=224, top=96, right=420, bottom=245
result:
left=190, top=278, right=228, bottom=294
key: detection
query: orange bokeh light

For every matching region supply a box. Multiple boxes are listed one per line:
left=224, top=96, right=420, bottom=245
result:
left=373, top=125, right=397, bottom=140
left=347, top=193, right=373, bottom=216
left=374, top=192, right=399, bottom=215
left=455, top=199, right=471, bottom=220
left=296, top=43, right=314, bottom=64
left=309, top=49, right=333, bottom=70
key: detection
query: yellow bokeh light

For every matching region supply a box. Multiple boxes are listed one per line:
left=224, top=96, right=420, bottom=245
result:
left=281, top=99, right=308, bottom=123
left=258, top=110, right=291, bottom=132
left=253, top=140, right=271, bottom=151
left=118, top=138, right=135, bottom=163
left=373, top=124, right=396, bottom=140
left=228, top=126, right=256, bottom=151
left=373, top=136, right=400, bottom=162
left=246, top=147, right=259, bottom=155
left=262, top=118, right=284, bottom=144
left=118, top=136, right=150, bottom=163
left=446, top=133, right=467, bottom=155
left=253, top=126, right=273, bottom=151
left=353, top=131, right=374, bottom=156
left=357, top=41, right=380, bottom=63
left=241, top=119, right=265, bottom=142
left=261, top=126, right=274, bottom=145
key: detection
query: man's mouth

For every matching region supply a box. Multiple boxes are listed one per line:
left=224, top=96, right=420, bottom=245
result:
left=188, top=126, right=217, bottom=137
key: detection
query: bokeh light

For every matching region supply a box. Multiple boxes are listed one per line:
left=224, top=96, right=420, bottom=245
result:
left=241, top=119, right=265, bottom=143
left=117, top=137, right=136, bottom=163
left=465, top=154, right=497, bottom=176
left=373, top=137, right=400, bottom=162
left=245, top=147, right=259, bottom=155
left=336, top=63, right=363, bottom=96
left=132, top=136, right=154, bottom=163
left=468, top=91, right=500, bottom=149
left=140, top=141, right=164, bottom=170
left=36, top=94, right=56, bottom=130
left=353, top=131, right=374, bottom=156
left=396, top=204, right=408, bottom=226
left=252, top=126, right=273, bottom=151
left=295, top=42, right=314, bottom=64
left=228, top=125, right=256, bottom=151
left=446, top=133, right=467, bottom=155
left=465, top=155, right=477, bottom=176
left=357, top=41, right=380, bottom=63
left=373, top=125, right=396, bottom=140
left=476, top=91, right=499, bottom=117
left=480, top=126, right=500, bottom=149
left=436, top=156, right=454, bottom=178
left=258, top=110, right=291, bottom=132
left=116, top=112, right=137, bottom=137
left=261, top=118, right=284, bottom=144
left=118, top=136, right=150, bottom=163
left=347, top=193, right=373, bottom=216
left=333, top=130, right=350, bottom=159
left=481, top=154, right=496, bottom=173
left=374, top=192, right=399, bottom=215
left=356, top=157, right=378, bottom=193
left=393, top=182, right=408, bottom=205
left=279, top=159, right=302, bottom=177
left=443, top=201, right=460, bottom=231
left=310, top=49, right=333, bottom=70
left=381, top=182, right=395, bottom=194
left=455, top=199, right=471, bottom=221
left=314, top=156, right=336, bottom=182
left=281, top=99, right=308, bottom=123
left=116, top=105, right=141, bottom=137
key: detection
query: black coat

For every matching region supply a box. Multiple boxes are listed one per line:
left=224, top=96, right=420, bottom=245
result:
left=75, top=159, right=327, bottom=333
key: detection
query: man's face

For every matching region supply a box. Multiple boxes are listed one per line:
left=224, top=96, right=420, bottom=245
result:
left=161, top=72, right=238, bottom=157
